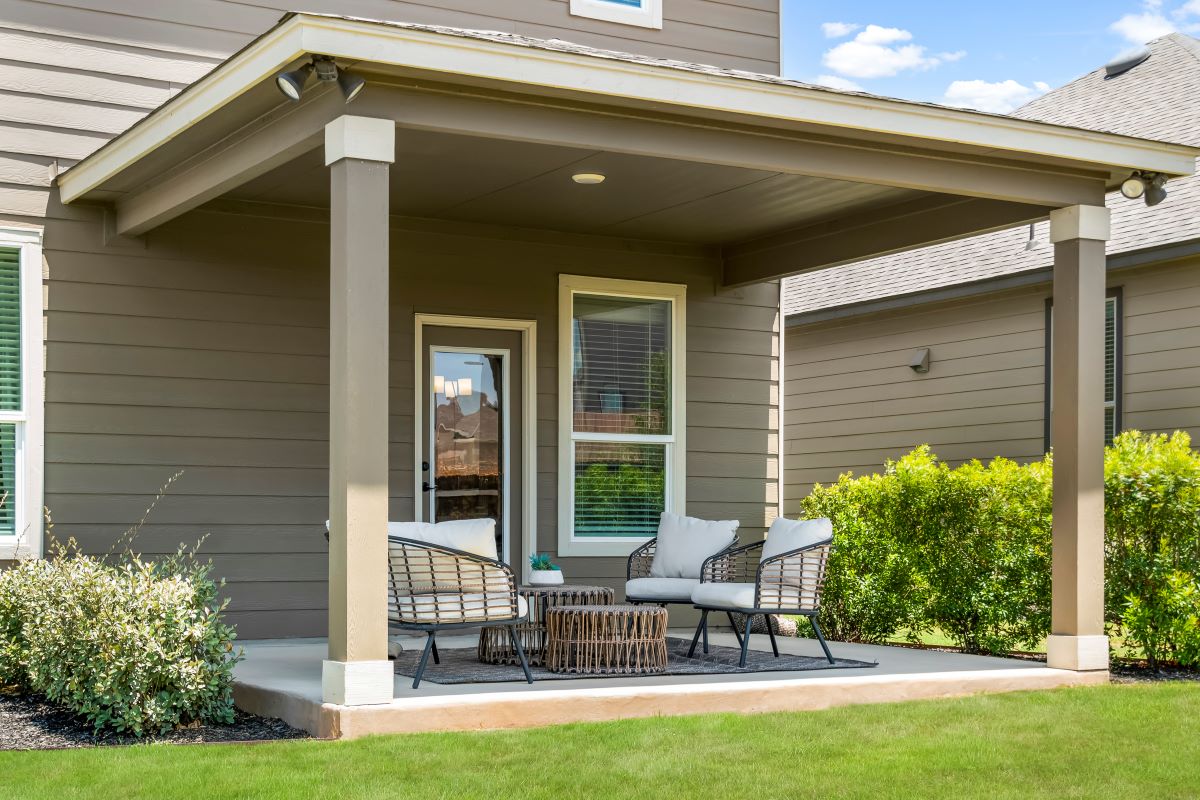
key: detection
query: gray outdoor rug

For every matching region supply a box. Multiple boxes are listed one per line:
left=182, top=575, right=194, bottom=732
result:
left=392, top=636, right=876, bottom=684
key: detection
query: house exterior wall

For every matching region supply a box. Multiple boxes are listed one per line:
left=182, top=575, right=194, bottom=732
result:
left=42, top=199, right=780, bottom=639
left=0, top=1, right=781, bottom=234
left=782, top=255, right=1200, bottom=516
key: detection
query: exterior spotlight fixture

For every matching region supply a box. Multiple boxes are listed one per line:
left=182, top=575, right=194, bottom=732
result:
left=1120, top=172, right=1146, bottom=199
left=1144, top=173, right=1168, bottom=207
left=274, top=57, right=364, bottom=103
left=1023, top=223, right=1043, bottom=252
left=909, top=348, right=931, bottom=374
left=336, top=70, right=366, bottom=102
left=275, top=63, right=313, bottom=101
left=572, top=172, right=606, bottom=185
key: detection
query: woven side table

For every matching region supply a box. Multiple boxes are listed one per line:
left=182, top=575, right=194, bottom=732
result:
left=477, top=584, right=614, bottom=667
left=545, top=604, right=669, bottom=675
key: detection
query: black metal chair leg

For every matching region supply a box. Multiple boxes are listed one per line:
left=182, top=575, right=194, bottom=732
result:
left=765, top=614, right=780, bottom=658
left=726, top=612, right=744, bottom=647
left=412, top=632, right=436, bottom=689
left=687, top=609, right=710, bottom=657
left=702, top=614, right=710, bottom=654
left=810, top=616, right=835, bottom=664
left=430, top=636, right=440, bottom=665
left=508, top=624, right=534, bottom=684
left=738, top=612, right=754, bottom=668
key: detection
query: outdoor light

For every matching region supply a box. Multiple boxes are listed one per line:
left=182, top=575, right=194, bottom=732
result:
left=1023, top=223, right=1043, bottom=252
left=1145, top=173, right=1168, bottom=207
left=1120, top=173, right=1146, bottom=199
left=572, top=172, right=606, bottom=185
left=274, top=57, right=364, bottom=103
left=274, top=63, right=313, bottom=101
left=337, top=70, right=366, bottom=102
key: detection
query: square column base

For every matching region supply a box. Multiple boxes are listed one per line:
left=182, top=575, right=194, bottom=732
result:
left=322, top=659, right=394, bottom=706
left=1046, top=635, right=1109, bottom=671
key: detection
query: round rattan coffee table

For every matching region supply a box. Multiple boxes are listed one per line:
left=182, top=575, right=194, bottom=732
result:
left=544, top=604, right=669, bottom=675
left=477, top=584, right=615, bottom=667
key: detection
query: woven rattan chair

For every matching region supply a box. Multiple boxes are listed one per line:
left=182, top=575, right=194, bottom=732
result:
left=688, top=518, right=834, bottom=668
left=387, top=534, right=534, bottom=688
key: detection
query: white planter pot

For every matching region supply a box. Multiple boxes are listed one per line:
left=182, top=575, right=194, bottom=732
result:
left=529, top=569, right=564, bottom=586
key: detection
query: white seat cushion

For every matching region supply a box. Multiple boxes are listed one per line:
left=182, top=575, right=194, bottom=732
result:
left=690, top=582, right=757, bottom=610
left=389, top=519, right=499, bottom=561
left=625, top=577, right=700, bottom=602
left=392, top=592, right=528, bottom=623
left=649, top=512, right=739, bottom=579
left=761, top=517, right=832, bottom=563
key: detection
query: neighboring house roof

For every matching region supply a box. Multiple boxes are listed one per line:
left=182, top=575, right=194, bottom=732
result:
left=783, top=33, right=1200, bottom=320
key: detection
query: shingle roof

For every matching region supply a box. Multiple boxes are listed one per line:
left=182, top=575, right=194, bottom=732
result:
left=783, top=33, right=1200, bottom=319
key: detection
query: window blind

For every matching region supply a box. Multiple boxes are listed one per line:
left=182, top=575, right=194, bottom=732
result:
left=0, top=247, right=19, bottom=412
left=573, top=441, right=665, bottom=538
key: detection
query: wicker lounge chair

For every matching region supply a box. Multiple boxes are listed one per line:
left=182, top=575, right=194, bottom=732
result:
left=688, top=517, right=835, bottom=668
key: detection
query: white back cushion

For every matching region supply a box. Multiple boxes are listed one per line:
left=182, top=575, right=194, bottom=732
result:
left=761, top=517, right=832, bottom=563
left=650, top=512, right=739, bottom=579
left=388, top=518, right=499, bottom=561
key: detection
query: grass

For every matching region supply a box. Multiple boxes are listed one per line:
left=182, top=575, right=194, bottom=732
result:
left=0, top=684, right=1197, bottom=800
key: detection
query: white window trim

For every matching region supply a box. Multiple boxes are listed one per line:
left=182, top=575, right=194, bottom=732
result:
left=569, top=0, right=663, bottom=30
left=558, top=274, right=686, bottom=557
left=0, top=227, right=45, bottom=561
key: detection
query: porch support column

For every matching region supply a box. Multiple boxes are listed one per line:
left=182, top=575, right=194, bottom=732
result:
left=1046, top=204, right=1110, bottom=672
left=322, top=116, right=395, bottom=705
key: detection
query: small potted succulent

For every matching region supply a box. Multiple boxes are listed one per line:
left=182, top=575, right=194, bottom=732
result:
left=528, top=552, right=563, bottom=585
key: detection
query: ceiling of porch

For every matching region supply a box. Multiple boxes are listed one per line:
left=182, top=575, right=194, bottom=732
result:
left=223, top=129, right=921, bottom=246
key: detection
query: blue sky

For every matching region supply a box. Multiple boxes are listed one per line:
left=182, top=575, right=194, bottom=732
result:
left=781, top=0, right=1200, bottom=111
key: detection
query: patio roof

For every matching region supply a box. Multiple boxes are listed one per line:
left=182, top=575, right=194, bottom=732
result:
left=55, top=12, right=1200, bottom=287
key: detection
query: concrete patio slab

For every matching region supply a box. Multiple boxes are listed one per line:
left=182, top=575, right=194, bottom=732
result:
left=232, top=631, right=1107, bottom=738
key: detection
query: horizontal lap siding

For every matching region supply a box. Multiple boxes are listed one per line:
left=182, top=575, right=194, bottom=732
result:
left=42, top=203, right=779, bottom=639
left=1120, top=256, right=1200, bottom=441
left=782, top=288, right=1048, bottom=516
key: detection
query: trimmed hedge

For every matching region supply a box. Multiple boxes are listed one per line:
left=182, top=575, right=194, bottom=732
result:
left=801, top=431, right=1200, bottom=664
left=0, top=543, right=241, bottom=735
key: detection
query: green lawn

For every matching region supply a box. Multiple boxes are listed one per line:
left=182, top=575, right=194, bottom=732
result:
left=1, top=684, right=1197, bottom=800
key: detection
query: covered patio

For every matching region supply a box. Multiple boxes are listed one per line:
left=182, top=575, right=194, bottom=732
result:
left=53, top=12, right=1196, bottom=736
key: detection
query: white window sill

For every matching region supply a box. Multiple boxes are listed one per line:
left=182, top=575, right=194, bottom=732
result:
left=0, top=542, right=36, bottom=561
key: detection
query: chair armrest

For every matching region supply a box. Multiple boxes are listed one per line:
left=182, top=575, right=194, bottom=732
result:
left=701, top=540, right=764, bottom=584
left=755, top=538, right=833, bottom=611
left=626, top=537, right=658, bottom=581
left=387, top=535, right=520, bottom=625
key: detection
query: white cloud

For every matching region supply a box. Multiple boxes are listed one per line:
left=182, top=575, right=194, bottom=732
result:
left=814, top=74, right=865, bottom=92
left=821, top=22, right=860, bottom=39
left=939, top=50, right=967, bottom=63
left=943, top=79, right=1049, bottom=114
left=822, top=24, right=953, bottom=79
left=1111, top=10, right=1176, bottom=43
left=1179, top=0, right=1200, bottom=16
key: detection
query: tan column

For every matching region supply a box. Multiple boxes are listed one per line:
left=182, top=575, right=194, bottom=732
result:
left=322, top=116, right=396, bottom=705
left=1046, top=204, right=1110, bottom=672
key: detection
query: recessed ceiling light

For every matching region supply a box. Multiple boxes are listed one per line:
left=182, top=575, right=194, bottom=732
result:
left=572, top=172, right=606, bottom=185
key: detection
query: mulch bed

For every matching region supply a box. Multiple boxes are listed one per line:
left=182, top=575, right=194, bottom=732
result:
left=0, top=690, right=309, bottom=750
left=1109, top=661, right=1200, bottom=684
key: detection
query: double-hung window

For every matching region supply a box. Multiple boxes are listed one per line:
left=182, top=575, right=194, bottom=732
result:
left=0, top=229, right=44, bottom=559
left=569, top=0, right=663, bottom=29
left=559, top=275, right=685, bottom=556
left=1044, top=289, right=1121, bottom=451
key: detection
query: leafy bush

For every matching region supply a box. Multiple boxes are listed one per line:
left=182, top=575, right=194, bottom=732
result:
left=802, top=447, right=1052, bottom=654
left=801, top=431, right=1200, bottom=663
left=1105, top=431, right=1200, bottom=668
left=0, top=542, right=241, bottom=735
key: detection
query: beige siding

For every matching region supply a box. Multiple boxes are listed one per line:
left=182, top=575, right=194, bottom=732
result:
left=0, top=1, right=780, bottom=231
left=42, top=200, right=779, bottom=639
left=783, top=287, right=1049, bottom=516
left=783, top=256, right=1200, bottom=516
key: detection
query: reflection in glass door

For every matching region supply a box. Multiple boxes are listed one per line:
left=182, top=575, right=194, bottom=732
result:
left=429, top=348, right=507, bottom=558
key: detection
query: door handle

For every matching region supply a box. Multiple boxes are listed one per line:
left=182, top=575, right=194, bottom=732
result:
left=422, top=481, right=435, bottom=493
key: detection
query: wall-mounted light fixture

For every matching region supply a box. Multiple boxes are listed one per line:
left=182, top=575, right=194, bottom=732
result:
left=1120, top=171, right=1168, bottom=207
left=275, top=56, right=364, bottom=103
left=909, top=348, right=931, bottom=374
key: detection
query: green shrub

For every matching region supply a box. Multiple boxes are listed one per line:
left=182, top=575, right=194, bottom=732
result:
left=0, top=543, right=241, bottom=735
left=1105, top=431, right=1200, bottom=667
left=802, top=447, right=1052, bottom=654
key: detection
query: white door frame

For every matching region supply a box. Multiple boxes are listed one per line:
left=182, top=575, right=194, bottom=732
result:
left=413, top=314, right=538, bottom=581
left=425, top=343, right=512, bottom=563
